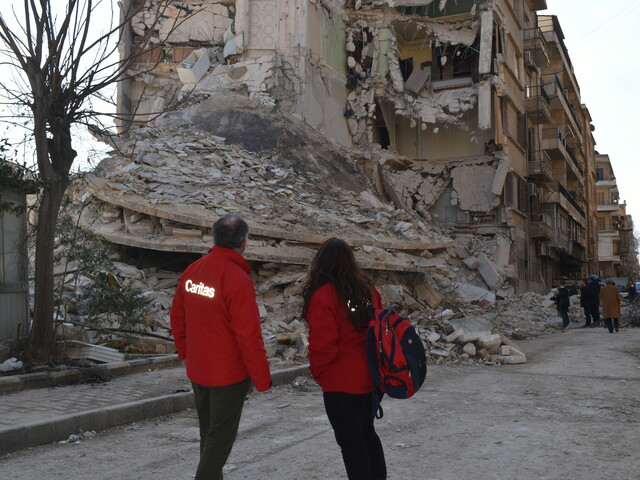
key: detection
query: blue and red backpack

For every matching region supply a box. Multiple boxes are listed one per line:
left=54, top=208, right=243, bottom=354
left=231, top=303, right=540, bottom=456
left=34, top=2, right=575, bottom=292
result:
left=366, top=307, right=427, bottom=418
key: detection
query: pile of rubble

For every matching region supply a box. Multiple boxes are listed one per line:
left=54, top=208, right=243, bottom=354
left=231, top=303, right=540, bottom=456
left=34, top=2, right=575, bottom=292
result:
left=52, top=100, right=570, bottom=367
left=50, top=230, right=570, bottom=368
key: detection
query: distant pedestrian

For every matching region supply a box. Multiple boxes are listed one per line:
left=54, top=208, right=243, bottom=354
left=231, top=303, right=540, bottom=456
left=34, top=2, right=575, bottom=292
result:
left=579, top=279, right=593, bottom=327
left=600, top=278, right=621, bottom=333
left=553, top=282, right=571, bottom=329
left=302, top=238, right=387, bottom=480
left=587, top=276, right=602, bottom=326
left=171, top=214, right=272, bottom=480
left=627, top=281, right=636, bottom=303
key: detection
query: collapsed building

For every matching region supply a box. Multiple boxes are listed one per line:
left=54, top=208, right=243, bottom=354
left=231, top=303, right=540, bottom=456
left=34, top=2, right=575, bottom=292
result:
left=52, top=1, right=637, bottom=363
left=115, top=0, right=615, bottom=293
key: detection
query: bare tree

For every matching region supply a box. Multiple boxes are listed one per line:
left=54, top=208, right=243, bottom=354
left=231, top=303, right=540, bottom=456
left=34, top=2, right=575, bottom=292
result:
left=0, top=0, right=186, bottom=361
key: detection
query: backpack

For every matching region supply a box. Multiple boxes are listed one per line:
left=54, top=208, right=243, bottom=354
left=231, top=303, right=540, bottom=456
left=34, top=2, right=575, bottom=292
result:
left=366, top=307, right=427, bottom=418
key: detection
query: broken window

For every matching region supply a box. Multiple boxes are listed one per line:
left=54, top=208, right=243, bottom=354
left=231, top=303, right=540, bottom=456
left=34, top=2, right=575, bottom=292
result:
left=399, top=57, right=414, bottom=82
left=432, top=41, right=479, bottom=82
left=373, top=104, right=391, bottom=150
left=349, top=29, right=374, bottom=76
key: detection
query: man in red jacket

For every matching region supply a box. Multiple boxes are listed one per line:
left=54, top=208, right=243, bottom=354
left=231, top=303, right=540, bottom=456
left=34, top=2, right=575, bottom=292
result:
left=171, top=214, right=272, bottom=480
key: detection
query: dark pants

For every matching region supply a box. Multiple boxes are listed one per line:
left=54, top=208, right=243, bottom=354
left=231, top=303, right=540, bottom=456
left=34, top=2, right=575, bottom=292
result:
left=323, top=391, right=387, bottom=480
left=582, top=307, right=592, bottom=326
left=192, top=378, right=251, bottom=480
left=559, top=307, right=570, bottom=328
left=589, top=304, right=600, bottom=325
left=603, top=318, right=619, bottom=333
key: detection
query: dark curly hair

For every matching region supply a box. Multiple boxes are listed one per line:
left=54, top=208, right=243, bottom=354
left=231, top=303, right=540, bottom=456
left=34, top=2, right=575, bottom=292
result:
left=302, top=238, right=374, bottom=331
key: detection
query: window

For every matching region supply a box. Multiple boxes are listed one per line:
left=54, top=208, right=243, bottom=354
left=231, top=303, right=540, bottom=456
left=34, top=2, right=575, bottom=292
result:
left=596, top=168, right=604, bottom=181
left=505, top=173, right=515, bottom=206
left=597, top=217, right=605, bottom=231
left=432, top=41, right=479, bottom=82
left=596, top=192, right=606, bottom=205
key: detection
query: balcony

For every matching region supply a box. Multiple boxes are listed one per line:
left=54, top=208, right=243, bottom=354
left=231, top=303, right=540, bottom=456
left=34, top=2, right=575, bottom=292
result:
left=525, top=85, right=551, bottom=124
left=531, top=213, right=553, bottom=239
left=544, top=182, right=586, bottom=221
left=542, top=126, right=569, bottom=160
left=528, top=149, right=553, bottom=181
left=597, top=203, right=620, bottom=213
left=524, top=28, right=550, bottom=68
left=542, top=127, right=584, bottom=181
left=596, top=179, right=617, bottom=188
left=558, top=182, right=585, bottom=219
left=543, top=75, right=583, bottom=140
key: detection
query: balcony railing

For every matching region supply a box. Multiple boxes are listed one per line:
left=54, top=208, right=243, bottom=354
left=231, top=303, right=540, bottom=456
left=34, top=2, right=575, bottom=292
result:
left=526, top=84, right=550, bottom=103
left=523, top=27, right=550, bottom=68
left=543, top=75, right=583, bottom=137
left=527, top=150, right=552, bottom=180
left=558, top=182, right=585, bottom=218
left=525, top=85, right=551, bottom=124
left=566, top=146, right=584, bottom=177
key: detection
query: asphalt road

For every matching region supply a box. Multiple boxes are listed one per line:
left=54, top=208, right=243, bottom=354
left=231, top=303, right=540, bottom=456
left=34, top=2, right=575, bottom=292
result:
left=2, top=326, right=639, bottom=480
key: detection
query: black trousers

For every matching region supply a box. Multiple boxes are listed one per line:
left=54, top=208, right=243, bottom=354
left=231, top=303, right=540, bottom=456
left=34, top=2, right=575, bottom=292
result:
left=589, top=304, right=600, bottom=324
left=323, top=391, right=387, bottom=480
left=192, top=378, right=251, bottom=480
left=603, top=318, right=619, bottom=333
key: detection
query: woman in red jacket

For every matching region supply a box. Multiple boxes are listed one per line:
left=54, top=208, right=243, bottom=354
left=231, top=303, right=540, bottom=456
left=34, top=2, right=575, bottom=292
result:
left=302, top=238, right=386, bottom=480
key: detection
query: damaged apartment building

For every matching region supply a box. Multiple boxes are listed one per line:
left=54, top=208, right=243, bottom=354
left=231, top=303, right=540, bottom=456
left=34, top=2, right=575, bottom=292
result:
left=109, top=0, right=614, bottom=294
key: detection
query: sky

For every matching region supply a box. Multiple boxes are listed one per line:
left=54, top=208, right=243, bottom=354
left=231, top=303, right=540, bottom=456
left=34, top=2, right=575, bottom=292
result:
left=542, top=0, right=640, bottom=234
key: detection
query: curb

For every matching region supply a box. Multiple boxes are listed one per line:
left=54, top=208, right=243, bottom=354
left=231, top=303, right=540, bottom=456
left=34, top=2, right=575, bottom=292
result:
left=0, top=355, right=183, bottom=394
left=0, top=363, right=310, bottom=455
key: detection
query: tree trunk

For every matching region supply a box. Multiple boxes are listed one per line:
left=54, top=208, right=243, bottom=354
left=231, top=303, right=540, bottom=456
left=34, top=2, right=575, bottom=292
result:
left=29, top=177, right=69, bottom=362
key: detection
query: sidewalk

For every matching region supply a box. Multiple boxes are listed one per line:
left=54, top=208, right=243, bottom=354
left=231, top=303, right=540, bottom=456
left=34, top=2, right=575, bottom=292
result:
left=0, top=359, right=310, bottom=454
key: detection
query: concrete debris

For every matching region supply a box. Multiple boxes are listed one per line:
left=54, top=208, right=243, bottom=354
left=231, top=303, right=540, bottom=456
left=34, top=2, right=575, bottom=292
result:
left=62, top=340, right=126, bottom=363
left=0, top=358, right=23, bottom=372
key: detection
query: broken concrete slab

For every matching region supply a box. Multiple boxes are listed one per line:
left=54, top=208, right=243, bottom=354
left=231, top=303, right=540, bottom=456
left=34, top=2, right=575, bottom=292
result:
left=475, top=253, right=503, bottom=289
left=448, top=316, right=493, bottom=334
left=453, top=283, right=496, bottom=304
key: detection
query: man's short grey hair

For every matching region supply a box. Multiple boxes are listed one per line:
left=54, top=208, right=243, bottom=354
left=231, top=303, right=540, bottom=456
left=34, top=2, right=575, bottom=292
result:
left=212, top=214, right=249, bottom=249
left=606, top=278, right=615, bottom=285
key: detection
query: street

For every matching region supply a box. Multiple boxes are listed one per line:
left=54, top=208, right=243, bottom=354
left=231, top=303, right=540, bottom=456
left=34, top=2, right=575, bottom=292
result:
left=1, top=327, right=639, bottom=480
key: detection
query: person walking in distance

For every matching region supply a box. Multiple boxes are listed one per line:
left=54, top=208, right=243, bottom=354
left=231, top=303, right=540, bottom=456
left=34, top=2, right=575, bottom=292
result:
left=600, top=278, right=621, bottom=333
left=588, top=276, right=602, bottom=326
left=579, top=279, right=593, bottom=327
left=302, top=238, right=387, bottom=480
left=171, top=214, right=272, bottom=480
left=553, top=281, right=571, bottom=330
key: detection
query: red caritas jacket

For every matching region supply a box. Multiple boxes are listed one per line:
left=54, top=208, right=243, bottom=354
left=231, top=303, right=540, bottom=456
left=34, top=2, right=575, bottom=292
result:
left=306, top=282, right=380, bottom=394
left=170, top=246, right=272, bottom=391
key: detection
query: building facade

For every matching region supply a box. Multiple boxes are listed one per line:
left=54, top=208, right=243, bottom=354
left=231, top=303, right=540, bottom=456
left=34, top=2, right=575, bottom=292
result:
left=119, top=0, right=638, bottom=293
left=595, top=154, right=639, bottom=280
